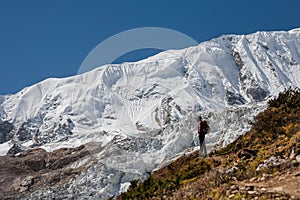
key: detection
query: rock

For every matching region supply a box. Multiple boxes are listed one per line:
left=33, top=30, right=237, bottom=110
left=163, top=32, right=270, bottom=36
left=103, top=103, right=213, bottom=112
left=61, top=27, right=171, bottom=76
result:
left=291, top=160, right=298, bottom=165
left=289, top=148, right=296, bottom=159
left=21, top=176, right=34, bottom=187
left=226, top=90, right=246, bottom=105
left=24, top=158, right=46, bottom=172
left=296, top=155, right=300, bottom=163
left=229, top=194, right=235, bottom=198
left=247, top=190, right=256, bottom=195
left=256, top=156, right=286, bottom=171
left=245, top=184, right=255, bottom=190
left=226, top=166, right=239, bottom=174
left=19, top=186, right=28, bottom=193
left=0, top=120, right=14, bottom=143
left=238, top=149, right=258, bottom=159
left=239, top=186, right=246, bottom=190
left=249, top=177, right=257, bottom=182
left=19, top=176, right=34, bottom=192
left=7, top=143, right=24, bottom=155
left=20, top=148, right=47, bottom=172
left=247, top=87, right=268, bottom=102
left=0, top=144, right=91, bottom=198
left=230, top=185, right=238, bottom=190
left=226, top=190, right=231, bottom=196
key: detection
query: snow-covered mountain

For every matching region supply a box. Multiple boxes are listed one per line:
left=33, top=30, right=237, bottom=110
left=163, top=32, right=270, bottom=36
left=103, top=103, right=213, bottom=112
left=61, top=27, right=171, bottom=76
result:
left=1, top=28, right=300, bottom=199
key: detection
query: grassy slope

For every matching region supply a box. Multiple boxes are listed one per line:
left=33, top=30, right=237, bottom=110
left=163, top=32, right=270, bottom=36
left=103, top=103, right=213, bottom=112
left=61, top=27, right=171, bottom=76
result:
left=117, top=88, right=300, bottom=200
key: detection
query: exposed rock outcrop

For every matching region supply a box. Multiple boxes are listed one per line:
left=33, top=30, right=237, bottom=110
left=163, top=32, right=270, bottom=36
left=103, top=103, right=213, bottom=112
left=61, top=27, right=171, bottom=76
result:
left=0, top=145, right=93, bottom=199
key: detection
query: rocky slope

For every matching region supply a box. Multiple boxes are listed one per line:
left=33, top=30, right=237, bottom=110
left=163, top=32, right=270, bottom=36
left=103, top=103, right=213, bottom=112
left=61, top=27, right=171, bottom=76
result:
left=118, top=88, right=300, bottom=199
left=0, top=145, right=94, bottom=199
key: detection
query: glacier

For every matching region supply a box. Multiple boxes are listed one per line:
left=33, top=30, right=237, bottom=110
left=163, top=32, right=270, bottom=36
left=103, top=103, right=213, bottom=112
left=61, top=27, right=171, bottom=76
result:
left=0, top=28, right=300, bottom=199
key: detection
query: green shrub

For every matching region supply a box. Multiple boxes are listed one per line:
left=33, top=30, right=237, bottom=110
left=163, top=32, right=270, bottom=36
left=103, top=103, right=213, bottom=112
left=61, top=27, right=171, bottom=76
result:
left=268, top=87, right=300, bottom=109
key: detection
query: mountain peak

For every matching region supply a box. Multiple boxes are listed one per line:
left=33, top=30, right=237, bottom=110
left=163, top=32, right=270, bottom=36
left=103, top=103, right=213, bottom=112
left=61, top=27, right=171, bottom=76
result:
left=0, top=29, right=300, bottom=199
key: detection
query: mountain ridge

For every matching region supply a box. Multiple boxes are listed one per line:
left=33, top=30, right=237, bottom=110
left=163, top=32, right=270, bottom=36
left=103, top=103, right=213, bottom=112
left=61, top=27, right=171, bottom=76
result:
left=0, top=28, right=300, bottom=199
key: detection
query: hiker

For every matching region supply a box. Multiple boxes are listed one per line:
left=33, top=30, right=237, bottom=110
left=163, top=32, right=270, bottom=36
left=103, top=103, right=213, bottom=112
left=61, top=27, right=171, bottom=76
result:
left=197, top=116, right=210, bottom=157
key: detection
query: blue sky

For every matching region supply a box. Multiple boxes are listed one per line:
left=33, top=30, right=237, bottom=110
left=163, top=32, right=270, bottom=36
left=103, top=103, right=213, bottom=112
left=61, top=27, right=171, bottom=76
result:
left=1, top=0, right=300, bottom=94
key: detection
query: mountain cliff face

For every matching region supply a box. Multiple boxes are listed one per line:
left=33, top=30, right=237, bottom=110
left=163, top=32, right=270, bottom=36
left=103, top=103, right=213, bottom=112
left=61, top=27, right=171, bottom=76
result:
left=0, top=29, right=300, bottom=199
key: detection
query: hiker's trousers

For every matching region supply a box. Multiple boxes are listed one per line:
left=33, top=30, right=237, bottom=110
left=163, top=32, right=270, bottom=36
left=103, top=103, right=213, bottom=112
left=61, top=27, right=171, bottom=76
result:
left=199, top=140, right=207, bottom=157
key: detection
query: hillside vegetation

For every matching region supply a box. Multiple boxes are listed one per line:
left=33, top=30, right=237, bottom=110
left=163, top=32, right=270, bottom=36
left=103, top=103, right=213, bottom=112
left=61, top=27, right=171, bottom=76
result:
left=117, top=88, right=300, bottom=200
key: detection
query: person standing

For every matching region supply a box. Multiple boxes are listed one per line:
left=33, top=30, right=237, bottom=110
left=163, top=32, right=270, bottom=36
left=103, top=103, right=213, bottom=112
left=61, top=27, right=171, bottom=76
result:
left=197, top=116, right=210, bottom=157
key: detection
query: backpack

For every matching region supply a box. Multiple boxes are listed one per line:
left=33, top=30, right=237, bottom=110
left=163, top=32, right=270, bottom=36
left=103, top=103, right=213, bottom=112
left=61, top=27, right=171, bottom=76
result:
left=202, top=121, right=209, bottom=135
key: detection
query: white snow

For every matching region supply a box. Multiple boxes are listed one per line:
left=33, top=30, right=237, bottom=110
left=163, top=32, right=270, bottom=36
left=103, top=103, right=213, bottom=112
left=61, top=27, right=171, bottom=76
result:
left=1, top=28, right=300, bottom=199
left=0, top=141, right=13, bottom=156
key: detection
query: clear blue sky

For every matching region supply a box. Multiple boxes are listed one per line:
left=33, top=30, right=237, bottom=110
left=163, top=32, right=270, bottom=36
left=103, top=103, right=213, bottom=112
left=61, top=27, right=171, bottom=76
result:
left=1, top=0, right=300, bottom=94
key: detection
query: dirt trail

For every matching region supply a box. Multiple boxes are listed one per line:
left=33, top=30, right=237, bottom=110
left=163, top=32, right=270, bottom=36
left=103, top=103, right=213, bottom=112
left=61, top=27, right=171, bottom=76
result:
left=234, top=168, right=300, bottom=199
